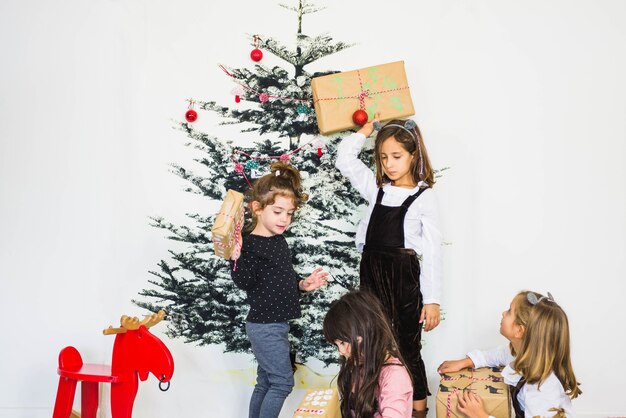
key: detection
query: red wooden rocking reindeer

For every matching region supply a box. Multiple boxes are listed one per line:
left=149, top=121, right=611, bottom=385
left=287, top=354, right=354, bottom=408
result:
left=53, top=310, right=174, bottom=418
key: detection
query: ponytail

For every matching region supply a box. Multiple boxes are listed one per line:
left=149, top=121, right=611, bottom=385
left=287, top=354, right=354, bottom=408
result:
left=246, top=162, right=308, bottom=231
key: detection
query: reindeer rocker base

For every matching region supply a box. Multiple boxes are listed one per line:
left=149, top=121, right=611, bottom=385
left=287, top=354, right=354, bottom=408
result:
left=52, top=310, right=174, bottom=418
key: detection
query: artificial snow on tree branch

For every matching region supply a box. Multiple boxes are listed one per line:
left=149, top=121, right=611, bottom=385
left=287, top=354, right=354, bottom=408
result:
left=260, top=36, right=353, bottom=68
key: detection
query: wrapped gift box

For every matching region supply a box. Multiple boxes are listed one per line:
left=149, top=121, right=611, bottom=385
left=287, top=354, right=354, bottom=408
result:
left=211, top=189, right=245, bottom=259
left=311, top=61, right=415, bottom=135
left=292, top=388, right=340, bottom=418
left=436, top=367, right=510, bottom=418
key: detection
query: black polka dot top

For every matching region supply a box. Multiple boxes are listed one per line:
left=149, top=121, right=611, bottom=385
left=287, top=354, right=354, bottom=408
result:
left=230, top=234, right=301, bottom=323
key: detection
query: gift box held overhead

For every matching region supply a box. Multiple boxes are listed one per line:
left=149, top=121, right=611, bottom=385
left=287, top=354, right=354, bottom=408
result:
left=436, top=367, right=510, bottom=418
left=311, top=61, right=415, bottom=135
left=211, top=189, right=245, bottom=259
left=292, top=388, right=340, bottom=418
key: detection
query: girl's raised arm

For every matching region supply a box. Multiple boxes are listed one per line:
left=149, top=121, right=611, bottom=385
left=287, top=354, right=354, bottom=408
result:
left=335, top=132, right=378, bottom=201
left=335, top=115, right=380, bottom=201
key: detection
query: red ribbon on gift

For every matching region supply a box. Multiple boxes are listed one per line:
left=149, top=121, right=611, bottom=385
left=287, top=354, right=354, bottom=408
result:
left=214, top=207, right=245, bottom=271
left=441, top=369, right=503, bottom=418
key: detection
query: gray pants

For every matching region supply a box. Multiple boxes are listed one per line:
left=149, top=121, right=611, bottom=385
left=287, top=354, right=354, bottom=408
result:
left=246, top=322, right=294, bottom=418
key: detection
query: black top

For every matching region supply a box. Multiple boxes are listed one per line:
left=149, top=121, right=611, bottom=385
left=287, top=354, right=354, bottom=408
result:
left=230, top=234, right=301, bottom=323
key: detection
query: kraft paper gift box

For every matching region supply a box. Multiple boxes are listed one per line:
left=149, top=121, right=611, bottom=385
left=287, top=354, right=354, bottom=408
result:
left=292, top=388, right=340, bottom=418
left=311, top=60, right=415, bottom=135
left=436, top=367, right=510, bottom=418
left=211, top=189, right=245, bottom=259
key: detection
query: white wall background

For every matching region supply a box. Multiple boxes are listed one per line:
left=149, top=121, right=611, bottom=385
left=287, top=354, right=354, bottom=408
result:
left=1, top=0, right=625, bottom=417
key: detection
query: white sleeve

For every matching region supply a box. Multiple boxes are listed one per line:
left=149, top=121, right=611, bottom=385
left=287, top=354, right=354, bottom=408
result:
left=335, top=132, right=378, bottom=202
left=417, top=189, right=443, bottom=305
left=523, top=376, right=572, bottom=418
left=466, top=346, right=514, bottom=369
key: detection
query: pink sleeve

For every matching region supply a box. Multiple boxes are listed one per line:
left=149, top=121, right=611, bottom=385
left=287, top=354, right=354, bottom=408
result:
left=377, top=365, right=413, bottom=418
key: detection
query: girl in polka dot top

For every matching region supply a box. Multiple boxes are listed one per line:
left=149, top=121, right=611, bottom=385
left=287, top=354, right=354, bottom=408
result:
left=230, top=161, right=329, bottom=418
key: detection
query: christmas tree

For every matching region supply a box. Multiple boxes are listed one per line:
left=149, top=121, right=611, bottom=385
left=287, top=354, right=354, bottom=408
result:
left=134, top=0, right=370, bottom=366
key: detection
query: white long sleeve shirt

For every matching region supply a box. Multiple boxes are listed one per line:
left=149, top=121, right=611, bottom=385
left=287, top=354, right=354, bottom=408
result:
left=467, top=346, right=575, bottom=418
left=335, top=132, right=443, bottom=305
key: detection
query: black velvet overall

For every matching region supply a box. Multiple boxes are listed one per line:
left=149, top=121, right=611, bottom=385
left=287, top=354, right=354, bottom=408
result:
left=360, top=187, right=430, bottom=401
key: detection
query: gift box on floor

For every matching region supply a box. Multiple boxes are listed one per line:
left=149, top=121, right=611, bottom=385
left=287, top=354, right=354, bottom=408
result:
left=436, top=367, right=510, bottom=418
left=292, top=388, right=340, bottom=418
left=211, top=189, right=245, bottom=259
left=311, top=60, right=415, bottom=135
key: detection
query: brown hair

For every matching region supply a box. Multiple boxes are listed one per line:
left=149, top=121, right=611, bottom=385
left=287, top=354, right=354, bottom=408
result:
left=512, top=291, right=582, bottom=399
left=374, top=119, right=435, bottom=188
left=246, top=161, right=308, bottom=231
left=323, top=290, right=409, bottom=418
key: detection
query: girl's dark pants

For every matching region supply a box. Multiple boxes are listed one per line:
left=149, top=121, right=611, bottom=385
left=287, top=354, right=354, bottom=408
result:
left=361, top=247, right=429, bottom=400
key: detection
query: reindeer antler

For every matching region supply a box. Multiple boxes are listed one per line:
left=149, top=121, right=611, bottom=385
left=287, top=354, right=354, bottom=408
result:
left=121, top=315, right=143, bottom=330
left=102, top=310, right=166, bottom=335
left=141, top=310, right=166, bottom=329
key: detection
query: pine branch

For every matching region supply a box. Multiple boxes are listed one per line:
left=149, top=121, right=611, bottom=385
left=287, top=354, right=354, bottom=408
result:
left=297, top=34, right=354, bottom=66
left=279, top=1, right=325, bottom=15
left=260, top=36, right=353, bottom=68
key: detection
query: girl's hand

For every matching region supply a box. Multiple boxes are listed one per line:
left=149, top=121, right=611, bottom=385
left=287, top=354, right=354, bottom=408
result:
left=457, top=390, right=489, bottom=418
left=299, top=267, right=329, bottom=291
left=357, top=112, right=380, bottom=138
left=437, top=358, right=474, bottom=374
left=420, top=303, right=441, bottom=332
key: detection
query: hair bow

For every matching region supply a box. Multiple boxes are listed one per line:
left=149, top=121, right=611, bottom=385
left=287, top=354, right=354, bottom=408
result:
left=527, top=291, right=555, bottom=305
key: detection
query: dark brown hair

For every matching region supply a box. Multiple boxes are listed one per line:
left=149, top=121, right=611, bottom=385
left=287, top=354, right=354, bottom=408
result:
left=323, top=290, right=409, bottom=418
left=374, top=119, right=435, bottom=188
left=246, top=161, right=308, bottom=231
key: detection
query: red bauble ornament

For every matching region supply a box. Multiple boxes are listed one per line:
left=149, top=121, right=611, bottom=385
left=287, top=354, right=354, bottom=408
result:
left=235, top=95, right=241, bottom=103
left=185, top=109, right=198, bottom=123
left=352, top=109, right=368, bottom=126
left=250, top=48, right=263, bottom=62
left=317, top=148, right=323, bottom=157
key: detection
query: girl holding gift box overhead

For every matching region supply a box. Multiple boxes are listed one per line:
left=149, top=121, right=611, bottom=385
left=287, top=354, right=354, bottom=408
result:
left=324, top=290, right=414, bottom=418
left=335, top=114, right=443, bottom=417
left=437, top=291, right=582, bottom=418
left=230, top=161, right=329, bottom=418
